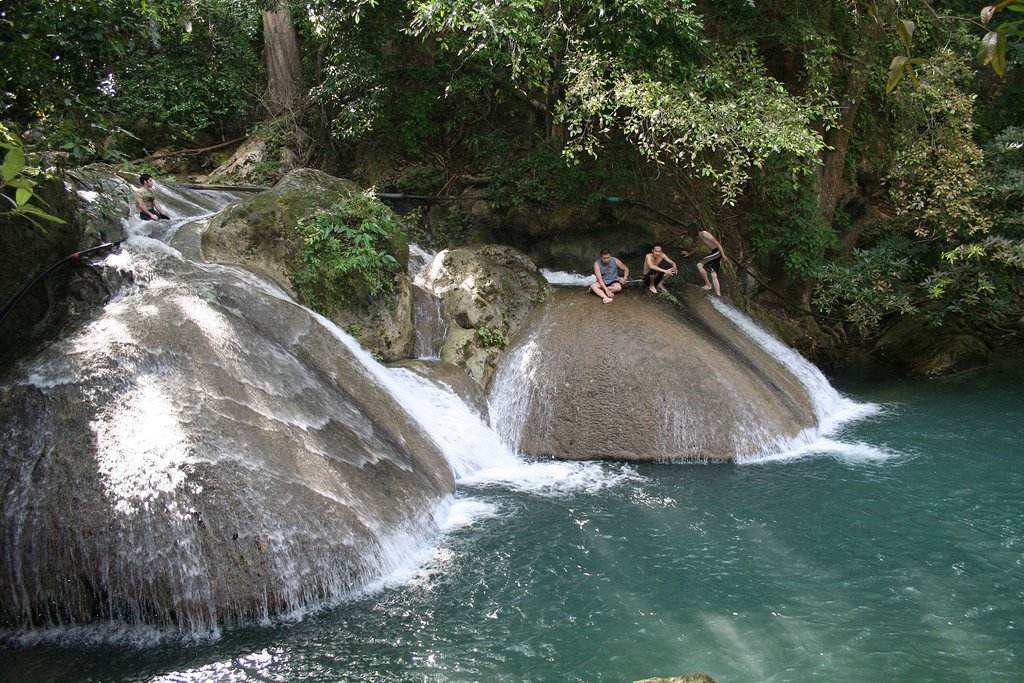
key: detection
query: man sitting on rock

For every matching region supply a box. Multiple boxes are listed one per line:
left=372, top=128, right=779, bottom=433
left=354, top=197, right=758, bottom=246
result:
left=642, top=243, right=678, bottom=293
left=134, top=173, right=171, bottom=221
left=590, top=249, right=629, bottom=303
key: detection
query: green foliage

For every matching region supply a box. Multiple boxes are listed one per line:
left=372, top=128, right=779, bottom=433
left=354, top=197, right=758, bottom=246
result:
left=403, top=0, right=825, bottom=204
left=0, top=124, right=65, bottom=226
left=473, top=134, right=635, bottom=207
left=887, top=50, right=989, bottom=243
left=815, top=47, right=1024, bottom=336
left=113, top=14, right=261, bottom=145
left=748, top=155, right=837, bottom=277
left=290, top=192, right=405, bottom=315
left=477, top=326, right=509, bottom=348
left=0, top=0, right=140, bottom=125
left=396, top=166, right=445, bottom=195
left=1, top=0, right=261, bottom=161
left=982, top=126, right=1024, bottom=237
left=978, top=0, right=1024, bottom=77
left=813, top=240, right=920, bottom=334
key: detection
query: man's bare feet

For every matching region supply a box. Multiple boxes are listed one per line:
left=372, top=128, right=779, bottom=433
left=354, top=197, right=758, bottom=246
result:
left=648, top=286, right=658, bottom=293
left=602, top=296, right=613, bottom=304
left=702, top=284, right=713, bottom=291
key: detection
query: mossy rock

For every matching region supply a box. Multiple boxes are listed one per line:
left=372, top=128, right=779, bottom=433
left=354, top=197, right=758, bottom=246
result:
left=201, top=168, right=413, bottom=360
left=872, top=313, right=993, bottom=378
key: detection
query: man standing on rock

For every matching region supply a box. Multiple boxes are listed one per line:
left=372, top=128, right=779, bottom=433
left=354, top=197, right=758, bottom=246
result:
left=642, top=243, right=678, bottom=293
left=683, top=230, right=725, bottom=296
left=590, top=249, right=629, bottom=303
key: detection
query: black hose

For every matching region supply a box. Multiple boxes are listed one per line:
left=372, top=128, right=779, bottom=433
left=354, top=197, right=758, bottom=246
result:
left=0, top=241, right=123, bottom=328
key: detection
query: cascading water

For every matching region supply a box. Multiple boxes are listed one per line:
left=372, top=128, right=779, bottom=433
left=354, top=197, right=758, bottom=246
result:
left=408, top=245, right=448, bottom=359
left=707, top=297, right=882, bottom=460
left=1, top=178, right=876, bottom=645
left=0, top=181, right=631, bottom=644
left=0, top=182, right=459, bottom=639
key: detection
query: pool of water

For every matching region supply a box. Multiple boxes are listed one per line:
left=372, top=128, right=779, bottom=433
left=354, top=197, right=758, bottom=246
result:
left=3, top=356, right=1022, bottom=682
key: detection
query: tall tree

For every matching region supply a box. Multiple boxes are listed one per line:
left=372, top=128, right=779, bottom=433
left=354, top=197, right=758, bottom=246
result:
left=263, top=2, right=303, bottom=116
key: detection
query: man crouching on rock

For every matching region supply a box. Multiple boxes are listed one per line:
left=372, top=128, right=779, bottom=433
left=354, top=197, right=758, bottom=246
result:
left=590, top=249, right=629, bottom=303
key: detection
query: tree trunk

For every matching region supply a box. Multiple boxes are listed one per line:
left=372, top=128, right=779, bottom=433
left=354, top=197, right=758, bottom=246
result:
left=263, top=7, right=302, bottom=116
left=817, top=59, right=871, bottom=221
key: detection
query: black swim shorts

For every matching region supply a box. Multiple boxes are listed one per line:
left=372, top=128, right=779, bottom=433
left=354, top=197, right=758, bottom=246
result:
left=700, top=250, right=722, bottom=273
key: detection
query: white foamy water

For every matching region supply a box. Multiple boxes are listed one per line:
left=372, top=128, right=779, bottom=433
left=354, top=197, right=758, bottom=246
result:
left=707, top=297, right=884, bottom=462
left=238, top=291, right=640, bottom=497
left=541, top=268, right=594, bottom=286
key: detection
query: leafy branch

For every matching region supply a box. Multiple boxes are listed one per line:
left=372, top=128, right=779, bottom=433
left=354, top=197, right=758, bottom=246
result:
left=0, top=124, right=64, bottom=227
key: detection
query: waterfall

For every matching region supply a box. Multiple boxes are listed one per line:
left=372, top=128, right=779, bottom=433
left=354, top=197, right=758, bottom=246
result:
left=408, top=245, right=448, bottom=359
left=708, top=297, right=877, bottom=434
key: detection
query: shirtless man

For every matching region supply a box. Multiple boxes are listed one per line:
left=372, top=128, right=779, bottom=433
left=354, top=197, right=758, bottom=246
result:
left=683, top=230, right=726, bottom=296
left=642, top=243, right=678, bottom=293
left=134, top=173, right=170, bottom=221
left=590, top=249, right=629, bottom=303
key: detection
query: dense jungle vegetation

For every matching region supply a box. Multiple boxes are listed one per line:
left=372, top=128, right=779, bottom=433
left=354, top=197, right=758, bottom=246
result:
left=2, top=0, right=1023, bottom=358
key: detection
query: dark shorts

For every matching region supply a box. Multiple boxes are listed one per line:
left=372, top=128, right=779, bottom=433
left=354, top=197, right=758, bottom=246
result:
left=643, top=270, right=666, bottom=287
left=700, top=250, right=722, bottom=273
left=141, top=210, right=170, bottom=221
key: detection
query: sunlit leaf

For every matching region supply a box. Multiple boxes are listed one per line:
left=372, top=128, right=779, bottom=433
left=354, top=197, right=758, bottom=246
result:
left=896, top=19, right=915, bottom=49
left=977, top=30, right=999, bottom=65
left=992, top=31, right=1008, bottom=75
left=2, top=146, right=26, bottom=183
left=886, top=55, right=907, bottom=93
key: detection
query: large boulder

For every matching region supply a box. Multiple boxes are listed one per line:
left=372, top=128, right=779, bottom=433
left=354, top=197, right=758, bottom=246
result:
left=488, top=287, right=818, bottom=461
left=0, top=244, right=454, bottom=632
left=419, top=245, right=549, bottom=387
left=201, top=168, right=414, bottom=360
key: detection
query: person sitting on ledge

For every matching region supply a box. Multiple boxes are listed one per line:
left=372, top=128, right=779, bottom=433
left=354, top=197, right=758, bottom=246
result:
left=590, top=249, right=629, bottom=303
left=135, top=173, right=171, bottom=221
left=642, top=243, right=678, bottom=293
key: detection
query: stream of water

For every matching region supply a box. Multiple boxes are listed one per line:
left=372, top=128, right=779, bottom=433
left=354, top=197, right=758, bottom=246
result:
left=2, top=352, right=1021, bottom=682
left=1, top=185, right=1021, bottom=681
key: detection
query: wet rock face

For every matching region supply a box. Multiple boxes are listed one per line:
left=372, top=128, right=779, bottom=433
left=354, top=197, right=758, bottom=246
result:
left=0, top=167, right=133, bottom=367
left=872, top=313, right=993, bottom=377
left=389, top=359, right=490, bottom=420
left=201, top=168, right=414, bottom=361
left=424, top=244, right=550, bottom=388
left=0, top=247, right=454, bottom=633
left=489, top=288, right=817, bottom=461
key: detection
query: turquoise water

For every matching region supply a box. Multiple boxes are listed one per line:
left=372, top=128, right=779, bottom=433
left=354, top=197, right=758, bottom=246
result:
left=3, top=357, right=1023, bottom=682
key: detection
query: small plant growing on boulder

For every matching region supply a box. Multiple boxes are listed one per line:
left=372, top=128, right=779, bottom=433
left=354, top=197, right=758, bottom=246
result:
left=291, top=191, right=404, bottom=316
left=477, top=326, right=509, bottom=348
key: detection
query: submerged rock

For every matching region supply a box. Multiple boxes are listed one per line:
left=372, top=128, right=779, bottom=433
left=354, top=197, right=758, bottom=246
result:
left=633, top=675, right=716, bottom=683
left=0, top=242, right=454, bottom=633
left=489, top=287, right=818, bottom=461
